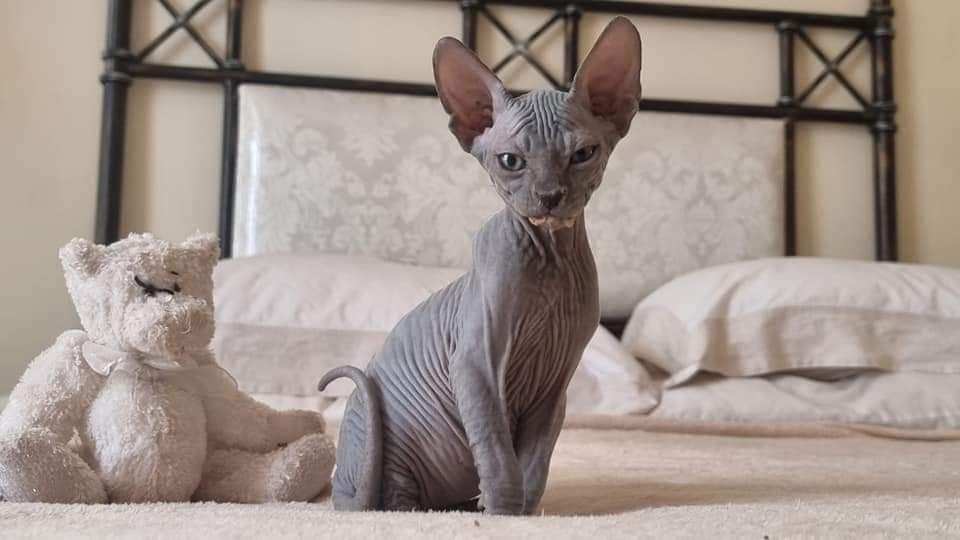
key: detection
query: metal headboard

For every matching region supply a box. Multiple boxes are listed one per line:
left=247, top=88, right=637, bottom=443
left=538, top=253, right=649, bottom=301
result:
left=95, top=0, right=897, bottom=264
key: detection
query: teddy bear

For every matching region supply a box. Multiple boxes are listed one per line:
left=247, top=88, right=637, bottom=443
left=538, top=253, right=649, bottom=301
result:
left=0, top=233, right=335, bottom=504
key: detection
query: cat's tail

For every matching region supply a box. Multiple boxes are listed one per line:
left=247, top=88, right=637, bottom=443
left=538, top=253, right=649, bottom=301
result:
left=318, top=366, right=382, bottom=511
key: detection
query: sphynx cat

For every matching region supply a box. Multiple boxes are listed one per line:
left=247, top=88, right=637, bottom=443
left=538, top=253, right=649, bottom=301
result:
left=319, top=17, right=642, bottom=515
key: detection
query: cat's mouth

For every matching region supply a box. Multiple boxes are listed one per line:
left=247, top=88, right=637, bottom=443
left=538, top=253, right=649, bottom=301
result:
left=528, top=215, right=578, bottom=230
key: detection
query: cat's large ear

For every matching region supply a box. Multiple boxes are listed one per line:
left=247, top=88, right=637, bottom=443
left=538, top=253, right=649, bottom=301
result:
left=433, top=37, right=510, bottom=151
left=571, top=17, right=642, bottom=137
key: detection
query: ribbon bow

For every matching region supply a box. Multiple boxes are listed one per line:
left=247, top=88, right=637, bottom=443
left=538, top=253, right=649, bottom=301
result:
left=81, top=341, right=237, bottom=397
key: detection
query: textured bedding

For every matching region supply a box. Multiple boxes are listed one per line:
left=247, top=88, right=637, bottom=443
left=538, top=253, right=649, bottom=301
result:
left=3, top=426, right=959, bottom=538
left=217, top=253, right=960, bottom=430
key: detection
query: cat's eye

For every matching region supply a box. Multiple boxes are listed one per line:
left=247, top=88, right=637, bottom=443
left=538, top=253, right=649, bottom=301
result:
left=497, top=153, right=526, bottom=172
left=571, top=145, right=598, bottom=164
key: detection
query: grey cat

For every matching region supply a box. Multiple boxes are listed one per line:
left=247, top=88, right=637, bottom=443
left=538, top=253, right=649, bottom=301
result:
left=319, top=17, right=642, bottom=515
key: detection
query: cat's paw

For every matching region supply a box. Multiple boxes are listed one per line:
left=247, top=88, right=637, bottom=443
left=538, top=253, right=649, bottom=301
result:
left=478, top=488, right=524, bottom=515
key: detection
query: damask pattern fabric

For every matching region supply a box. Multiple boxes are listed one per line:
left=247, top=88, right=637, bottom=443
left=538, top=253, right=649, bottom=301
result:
left=235, top=86, right=784, bottom=317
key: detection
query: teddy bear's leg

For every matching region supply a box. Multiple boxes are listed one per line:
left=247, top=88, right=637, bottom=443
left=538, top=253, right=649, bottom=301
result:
left=194, top=447, right=273, bottom=503
left=195, top=433, right=335, bottom=503
left=0, top=332, right=107, bottom=504
left=0, top=428, right=107, bottom=503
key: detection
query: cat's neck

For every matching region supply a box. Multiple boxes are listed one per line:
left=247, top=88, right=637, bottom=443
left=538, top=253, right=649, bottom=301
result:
left=499, top=207, right=590, bottom=263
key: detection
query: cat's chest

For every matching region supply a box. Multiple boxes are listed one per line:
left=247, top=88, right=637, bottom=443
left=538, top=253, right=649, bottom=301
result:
left=502, top=262, right=599, bottom=414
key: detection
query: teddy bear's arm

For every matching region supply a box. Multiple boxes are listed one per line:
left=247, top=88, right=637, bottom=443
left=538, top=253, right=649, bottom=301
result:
left=188, top=351, right=326, bottom=452
left=0, top=330, right=103, bottom=441
left=190, top=352, right=325, bottom=452
left=204, top=391, right=326, bottom=453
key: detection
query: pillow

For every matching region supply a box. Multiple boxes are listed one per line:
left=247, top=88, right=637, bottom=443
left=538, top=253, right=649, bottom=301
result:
left=214, top=253, right=462, bottom=397
left=651, top=370, right=960, bottom=430
left=621, top=257, right=960, bottom=387
left=214, top=253, right=657, bottom=415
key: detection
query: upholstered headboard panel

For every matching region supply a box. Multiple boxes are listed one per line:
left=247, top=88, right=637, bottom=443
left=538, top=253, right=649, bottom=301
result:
left=234, top=85, right=784, bottom=318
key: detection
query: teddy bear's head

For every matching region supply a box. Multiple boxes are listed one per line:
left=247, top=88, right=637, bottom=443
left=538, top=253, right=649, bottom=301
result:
left=60, top=233, right=220, bottom=360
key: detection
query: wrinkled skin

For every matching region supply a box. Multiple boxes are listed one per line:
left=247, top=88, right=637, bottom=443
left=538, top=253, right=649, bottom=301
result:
left=321, top=17, right=642, bottom=515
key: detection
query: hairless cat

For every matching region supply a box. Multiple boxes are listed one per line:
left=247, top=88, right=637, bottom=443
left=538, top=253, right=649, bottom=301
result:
left=319, top=17, right=642, bottom=515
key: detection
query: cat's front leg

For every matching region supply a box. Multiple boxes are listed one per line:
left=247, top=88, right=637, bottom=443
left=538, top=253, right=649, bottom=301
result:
left=450, top=361, right=524, bottom=515
left=515, top=395, right=566, bottom=514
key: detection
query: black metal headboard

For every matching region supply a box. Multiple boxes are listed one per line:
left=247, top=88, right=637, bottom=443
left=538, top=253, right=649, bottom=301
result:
left=95, top=0, right=897, bottom=262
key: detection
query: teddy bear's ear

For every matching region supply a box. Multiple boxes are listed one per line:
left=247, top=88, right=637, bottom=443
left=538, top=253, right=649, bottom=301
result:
left=181, top=232, right=221, bottom=269
left=59, top=238, right=105, bottom=278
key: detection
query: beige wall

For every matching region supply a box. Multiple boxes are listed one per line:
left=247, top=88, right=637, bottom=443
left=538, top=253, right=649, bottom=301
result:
left=0, top=2, right=103, bottom=394
left=1, top=0, right=957, bottom=393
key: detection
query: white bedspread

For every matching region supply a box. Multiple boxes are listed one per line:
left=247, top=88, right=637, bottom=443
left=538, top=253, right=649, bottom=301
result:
left=3, top=427, right=959, bottom=538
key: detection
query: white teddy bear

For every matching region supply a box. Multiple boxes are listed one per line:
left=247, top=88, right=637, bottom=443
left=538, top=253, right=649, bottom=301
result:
left=0, top=233, right=335, bottom=503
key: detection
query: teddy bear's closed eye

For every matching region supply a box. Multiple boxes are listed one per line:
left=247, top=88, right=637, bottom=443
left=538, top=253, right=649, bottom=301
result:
left=134, top=275, right=179, bottom=297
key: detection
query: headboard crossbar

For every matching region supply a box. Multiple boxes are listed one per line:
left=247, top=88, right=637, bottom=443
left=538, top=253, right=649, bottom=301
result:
left=95, top=0, right=897, bottom=262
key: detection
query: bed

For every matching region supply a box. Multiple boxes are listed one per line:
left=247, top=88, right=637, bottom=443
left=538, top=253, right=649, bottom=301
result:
left=8, top=0, right=960, bottom=537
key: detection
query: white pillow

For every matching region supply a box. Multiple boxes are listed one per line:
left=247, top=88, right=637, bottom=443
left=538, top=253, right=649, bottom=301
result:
left=651, top=371, right=960, bottom=430
left=622, top=257, right=960, bottom=387
left=214, top=253, right=657, bottom=415
left=214, top=253, right=461, bottom=397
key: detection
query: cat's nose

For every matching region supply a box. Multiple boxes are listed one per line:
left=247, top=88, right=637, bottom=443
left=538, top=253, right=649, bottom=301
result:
left=535, top=187, right=567, bottom=210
